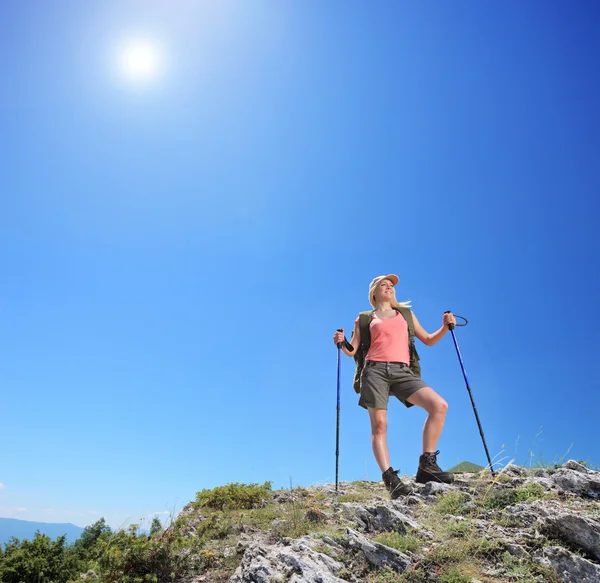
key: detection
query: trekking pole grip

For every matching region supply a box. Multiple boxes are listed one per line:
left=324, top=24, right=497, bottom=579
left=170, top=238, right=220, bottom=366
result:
left=444, top=310, right=455, bottom=331
left=337, top=328, right=353, bottom=351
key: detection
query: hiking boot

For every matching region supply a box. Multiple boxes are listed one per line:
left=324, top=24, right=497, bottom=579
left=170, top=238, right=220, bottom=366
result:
left=382, top=467, right=413, bottom=499
left=416, top=450, right=454, bottom=484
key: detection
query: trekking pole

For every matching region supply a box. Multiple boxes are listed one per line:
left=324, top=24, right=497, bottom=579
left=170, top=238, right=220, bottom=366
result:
left=335, top=329, right=343, bottom=494
left=445, top=312, right=496, bottom=477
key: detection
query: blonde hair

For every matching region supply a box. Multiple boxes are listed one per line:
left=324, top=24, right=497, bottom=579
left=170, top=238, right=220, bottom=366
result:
left=369, top=287, right=412, bottom=309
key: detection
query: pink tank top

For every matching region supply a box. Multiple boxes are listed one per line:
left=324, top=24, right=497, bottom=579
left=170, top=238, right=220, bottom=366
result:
left=355, top=312, right=411, bottom=363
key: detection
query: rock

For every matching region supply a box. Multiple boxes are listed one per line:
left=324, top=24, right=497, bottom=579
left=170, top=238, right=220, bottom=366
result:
left=503, top=463, right=528, bottom=477
left=543, top=514, right=600, bottom=562
left=535, top=545, right=600, bottom=583
left=272, top=491, right=298, bottom=504
left=346, top=528, right=411, bottom=572
left=506, top=498, right=600, bottom=562
left=481, top=566, right=502, bottom=576
left=317, top=483, right=355, bottom=496
left=321, top=536, right=345, bottom=549
left=506, top=543, right=530, bottom=559
left=345, top=504, right=419, bottom=534
left=563, top=460, right=596, bottom=474
left=530, top=476, right=555, bottom=491
left=445, top=515, right=467, bottom=522
left=229, top=537, right=346, bottom=583
left=552, top=468, right=600, bottom=498
left=172, top=465, right=600, bottom=583
left=422, top=482, right=454, bottom=496
left=305, top=507, right=328, bottom=523
left=222, top=546, right=236, bottom=558
left=502, top=499, right=554, bottom=526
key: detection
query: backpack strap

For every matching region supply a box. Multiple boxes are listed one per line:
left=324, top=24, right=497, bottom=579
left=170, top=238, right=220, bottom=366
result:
left=395, top=306, right=415, bottom=339
left=395, top=306, right=422, bottom=377
left=358, top=310, right=374, bottom=351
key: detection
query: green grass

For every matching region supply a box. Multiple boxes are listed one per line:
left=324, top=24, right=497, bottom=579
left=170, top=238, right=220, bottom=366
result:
left=434, top=491, right=471, bottom=516
left=501, top=551, right=565, bottom=583
left=438, top=569, right=471, bottom=583
left=482, top=482, right=547, bottom=510
left=366, top=566, right=415, bottom=582
left=194, top=511, right=233, bottom=542
left=373, top=532, right=421, bottom=553
left=444, top=519, right=469, bottom=538
left=238, top=504, right=283, bottom=529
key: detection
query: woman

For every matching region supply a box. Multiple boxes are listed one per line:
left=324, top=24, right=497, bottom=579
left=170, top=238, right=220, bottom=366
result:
left=333, top=274, right=456, bottom=499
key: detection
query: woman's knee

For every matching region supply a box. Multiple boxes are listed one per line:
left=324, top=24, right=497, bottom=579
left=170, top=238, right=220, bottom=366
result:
left=370, top=417, right=387, bottom=435
left=434, top=398, right=448, bottom=416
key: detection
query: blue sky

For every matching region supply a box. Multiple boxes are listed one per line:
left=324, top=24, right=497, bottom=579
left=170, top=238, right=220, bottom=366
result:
left=1, top=0, right=599, bottom=529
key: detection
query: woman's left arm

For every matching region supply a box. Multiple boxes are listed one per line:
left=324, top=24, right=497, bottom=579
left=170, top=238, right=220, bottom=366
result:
left=412, top=311, right=456, bottom=346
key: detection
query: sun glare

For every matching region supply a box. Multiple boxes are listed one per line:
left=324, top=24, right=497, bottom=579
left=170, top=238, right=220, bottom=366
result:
left=120, top=41, right=161, bottom=82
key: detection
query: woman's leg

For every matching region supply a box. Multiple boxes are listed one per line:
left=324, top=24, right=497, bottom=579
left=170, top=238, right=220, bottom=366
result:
left=368, top=407, right=390, bottom=472
left=407, top=387, right=453, bottom=483
left=406, top=387, right=448, bottom=453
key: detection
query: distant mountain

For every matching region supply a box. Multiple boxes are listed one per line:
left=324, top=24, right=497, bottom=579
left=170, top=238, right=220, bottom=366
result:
left=0, top=518, right=84, bottom=546
left=446, top=461, right=485, bottom=473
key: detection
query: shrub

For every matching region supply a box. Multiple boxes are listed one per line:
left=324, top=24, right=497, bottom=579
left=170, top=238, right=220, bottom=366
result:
left=95, top=526, right=200, bottom=583
left=195, top=511, right=233, bottom=542
left=0, top=533, right=82, bottom=583
left=195, top=481, right=272, bottom=511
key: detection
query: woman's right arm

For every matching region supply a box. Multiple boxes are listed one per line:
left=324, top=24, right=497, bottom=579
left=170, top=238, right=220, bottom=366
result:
left=333, top=320, right=361, bottom=357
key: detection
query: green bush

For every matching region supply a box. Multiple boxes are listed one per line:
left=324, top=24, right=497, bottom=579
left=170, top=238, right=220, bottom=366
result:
left=195, top=511, right=233, bottom=542
left=72, top=518, right=113, bottom=562
left=0, top=532, right=83, bottom=583
left=195, top=481, right=272, bottom=511
left=95, top=526, right=200, bottom=583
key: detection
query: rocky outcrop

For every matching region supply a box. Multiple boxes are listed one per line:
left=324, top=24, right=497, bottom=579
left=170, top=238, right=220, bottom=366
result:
left=179, top=461, right=600, bottom=583
left=535, top=546, right=600, bottom=583
left=228, top=536, right=347, bottom=583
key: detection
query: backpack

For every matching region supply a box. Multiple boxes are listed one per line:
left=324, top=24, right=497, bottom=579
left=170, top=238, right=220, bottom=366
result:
left=351, top=307, right=421, bottom=393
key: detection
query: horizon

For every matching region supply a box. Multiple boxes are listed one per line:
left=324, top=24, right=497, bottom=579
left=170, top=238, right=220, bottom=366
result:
left=1, top=1, right=599, bottom=530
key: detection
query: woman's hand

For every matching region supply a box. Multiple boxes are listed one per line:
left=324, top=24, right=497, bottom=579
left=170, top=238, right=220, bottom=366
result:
left=333, top=329, right=345, bottom=346
left=443, top=312, right=456, bottom=329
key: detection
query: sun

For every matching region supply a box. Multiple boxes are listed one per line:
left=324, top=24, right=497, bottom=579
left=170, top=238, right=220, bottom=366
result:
left=120, top=41, right=161, bottom=81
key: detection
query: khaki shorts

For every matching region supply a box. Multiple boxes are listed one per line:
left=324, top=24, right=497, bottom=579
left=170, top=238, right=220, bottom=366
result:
left=359, top=361, right=428, bottom=410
